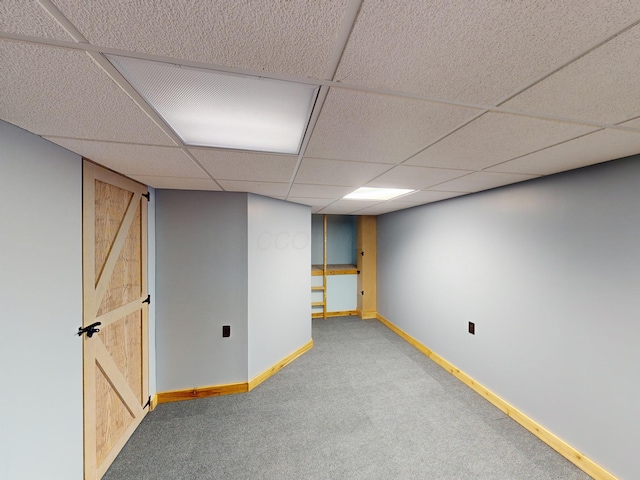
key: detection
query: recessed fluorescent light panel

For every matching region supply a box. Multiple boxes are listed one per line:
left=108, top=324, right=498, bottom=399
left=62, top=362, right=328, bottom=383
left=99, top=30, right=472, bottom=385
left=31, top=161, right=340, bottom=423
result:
left=107, top=55, right=318, bottom=154
left=344, top=187, right=415, bottom=201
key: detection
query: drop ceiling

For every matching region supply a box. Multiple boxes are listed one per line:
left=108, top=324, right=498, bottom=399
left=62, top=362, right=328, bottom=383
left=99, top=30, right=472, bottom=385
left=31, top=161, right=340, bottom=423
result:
left=2, top=1, right=640, bottom=215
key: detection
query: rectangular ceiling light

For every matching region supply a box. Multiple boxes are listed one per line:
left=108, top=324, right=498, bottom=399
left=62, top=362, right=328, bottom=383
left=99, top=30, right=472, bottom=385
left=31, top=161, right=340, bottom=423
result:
left=108, top=55, right=318, bottom=154
left=344, top=187, right=415, bottom=201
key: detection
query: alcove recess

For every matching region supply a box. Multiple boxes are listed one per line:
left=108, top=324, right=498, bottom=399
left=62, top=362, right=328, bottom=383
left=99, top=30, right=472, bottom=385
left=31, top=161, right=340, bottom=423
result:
left=311, top=215, right=376, bottom=319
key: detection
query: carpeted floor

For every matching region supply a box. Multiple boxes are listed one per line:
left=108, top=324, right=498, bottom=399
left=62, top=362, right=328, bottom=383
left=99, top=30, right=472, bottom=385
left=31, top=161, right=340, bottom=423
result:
left=103, top=316, right=592, bottom=479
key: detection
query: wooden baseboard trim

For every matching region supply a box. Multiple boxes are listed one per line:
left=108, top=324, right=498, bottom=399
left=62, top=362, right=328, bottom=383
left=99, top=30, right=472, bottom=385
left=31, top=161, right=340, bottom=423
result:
left=357, top=309, right=377, bottom=320
left=156, top=340, right=314, bottom=405
left=156, top=382, right=249, bottom=404
left=312, top=310, right=358, bottom=319
left=375, top=313, right=618, bottom=480
left=248, top=339, right=314, bottom=391
left=149, top=393, right=158, bottom=411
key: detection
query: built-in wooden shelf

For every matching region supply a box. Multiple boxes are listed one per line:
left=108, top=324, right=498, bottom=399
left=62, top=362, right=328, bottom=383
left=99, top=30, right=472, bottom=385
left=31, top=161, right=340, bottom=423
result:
left=311, top=264, right=358, bottom=276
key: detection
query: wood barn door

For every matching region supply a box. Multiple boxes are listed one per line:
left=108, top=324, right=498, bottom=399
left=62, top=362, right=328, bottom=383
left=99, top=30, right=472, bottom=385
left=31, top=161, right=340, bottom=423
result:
left=82, top=160, right=149, bottom=479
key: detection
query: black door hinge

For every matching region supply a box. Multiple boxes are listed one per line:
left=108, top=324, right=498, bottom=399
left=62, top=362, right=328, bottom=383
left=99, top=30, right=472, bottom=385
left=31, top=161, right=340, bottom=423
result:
left=142, top=192, right=150, bottom=201
left=143, top=396, right=151, bottom=409
left=78, top=322, right=101, bottom=338
left=142, top=295, right=151, bottom=305
left=360, top=251, right=365, bottom=256
left=361, top=291, right=365, bottom=296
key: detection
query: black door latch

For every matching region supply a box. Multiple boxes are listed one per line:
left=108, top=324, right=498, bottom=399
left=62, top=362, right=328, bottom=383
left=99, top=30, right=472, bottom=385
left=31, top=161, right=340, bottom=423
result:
left=77, top=322, right=102, bottom=338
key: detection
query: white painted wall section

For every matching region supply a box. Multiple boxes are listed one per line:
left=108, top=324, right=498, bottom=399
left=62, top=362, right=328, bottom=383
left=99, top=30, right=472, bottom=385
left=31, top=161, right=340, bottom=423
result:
left=377, top=156, right=640, bottom=480
left=155, top=191, right=249, bottom=391
left=247, top=194, right=311, bottom=380
left=0, top=121, right=83, bottom=480
left=326, top=274, right=357, bottom=312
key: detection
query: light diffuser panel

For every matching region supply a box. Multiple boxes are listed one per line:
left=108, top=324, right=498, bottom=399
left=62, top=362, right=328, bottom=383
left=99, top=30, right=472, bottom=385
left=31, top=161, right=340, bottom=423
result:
left=108, top=55, right=318, bottom=154
left=344, top=187, right=415, bottom=200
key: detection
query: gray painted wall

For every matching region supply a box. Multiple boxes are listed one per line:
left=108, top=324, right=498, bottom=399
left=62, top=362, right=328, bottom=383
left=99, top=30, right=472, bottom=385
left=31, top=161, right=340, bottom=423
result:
left=377, top=157, right=640, bottom=480
left=155, top=190, right=249, bottom=390
left=311, top=214, right=324, bottom=264
left=326, top=275, right=357, bottom=312
left=0, top=121, right=83, bottom=479
left=247, top=194, right=311, bottom=379
left=311, top=214, right=357, bottom=264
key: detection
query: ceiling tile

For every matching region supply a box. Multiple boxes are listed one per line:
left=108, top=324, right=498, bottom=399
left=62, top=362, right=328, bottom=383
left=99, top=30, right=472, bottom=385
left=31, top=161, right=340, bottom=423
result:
left=217, top=180, right=289, bottom=197
left=365, top=165, right=470, bottom=189
left=406, top=112, right=596, bottom=170
left=504, top=25, right=640, bottom=124
left=305, top=88, right=480, bottom=164
left=129, top=176, right=221, bottom=191
left=0, top=42, right=174, bottom=145
left=191, top=149, right=297, bottom=183
left=45, top=138, right=207, bottom=178
left=288, top=184, right=354, bottom=199
left=318, top=199, right=383, bottom=215
left=356, top=202, right=423, bottom=216
left=287, top=197, right=334, bottom=209
left=295, top=158, right=391, bottom=186
left=394, top=190, right=465, bottom=204
left=53, top=0, right=349, bottom=78
left=0, top=1, right=72, bottom=40
left=486, top=127, right=640, bottom=175
left=430, top=172, right=539, bottom=193
left=336, top=1, right=640, bottom=104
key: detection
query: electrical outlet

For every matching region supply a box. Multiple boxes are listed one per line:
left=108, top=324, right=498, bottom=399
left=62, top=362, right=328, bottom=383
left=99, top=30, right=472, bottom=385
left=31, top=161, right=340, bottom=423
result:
left=222, top=325, right=231, bottom=337
left=468, top=322, right=475, bottom=335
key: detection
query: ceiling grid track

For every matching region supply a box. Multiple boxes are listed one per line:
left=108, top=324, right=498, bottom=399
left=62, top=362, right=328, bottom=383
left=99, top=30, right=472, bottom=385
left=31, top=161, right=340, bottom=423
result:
left=36, top=0, right=225, bottom=190
left=4, top=2, right=640, bottom=214
left=2, top=28, right=640, bottom=136
left=285, top=0, right=364, bottom=200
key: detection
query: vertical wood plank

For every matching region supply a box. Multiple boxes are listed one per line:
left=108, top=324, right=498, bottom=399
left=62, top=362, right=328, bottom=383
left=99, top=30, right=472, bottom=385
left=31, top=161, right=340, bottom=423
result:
left=140, top=193, right=149, bottom=406
left=357, top=216, right=377, bottom=319
left=323, top=214, right=327, bottom=319
left=82, top=160, right=97, bottom=480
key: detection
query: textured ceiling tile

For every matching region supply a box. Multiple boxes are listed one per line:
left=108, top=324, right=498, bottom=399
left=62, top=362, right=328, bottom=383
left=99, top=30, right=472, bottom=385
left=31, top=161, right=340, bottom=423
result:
left=53, top=0, right=349, bottom=78
left=305, top=88, right=480, bottom=164
left=336, top=1, right=640, bottom=104
left=486, top=128, right=640, bottom=175
left=318, top=199, right=383, bottom=215
left=394, top=190, right=465, bottom=204
left=287, top=197, right=334, bottom=209
left=406, top=113, right=596, bottom=170
left=503, top=25, right=640, bottom=124
left=365, top=165, right=470, bottom=189
left=44, top=138, right=207, bottom=177
left=217, top=180, right=289, bottom=197
left=190, top=149, right=297, bottom=183
left=0, top=42, right=174, bottom=145
left=0, top=1, right=72, bottom=40
left=288, top=184, right=354, bottom=199
left=129, top=176, right=221, bottom=191
left=295, top=158, right=391, bottom=186
left=430, top=172, right=538, bottom=193
left=356, top=202, right=423, bottom=216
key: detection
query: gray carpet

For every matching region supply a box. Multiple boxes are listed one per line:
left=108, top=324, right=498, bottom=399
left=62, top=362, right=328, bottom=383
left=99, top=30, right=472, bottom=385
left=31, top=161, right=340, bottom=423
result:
left=104, top=316, right=592, bottom=479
